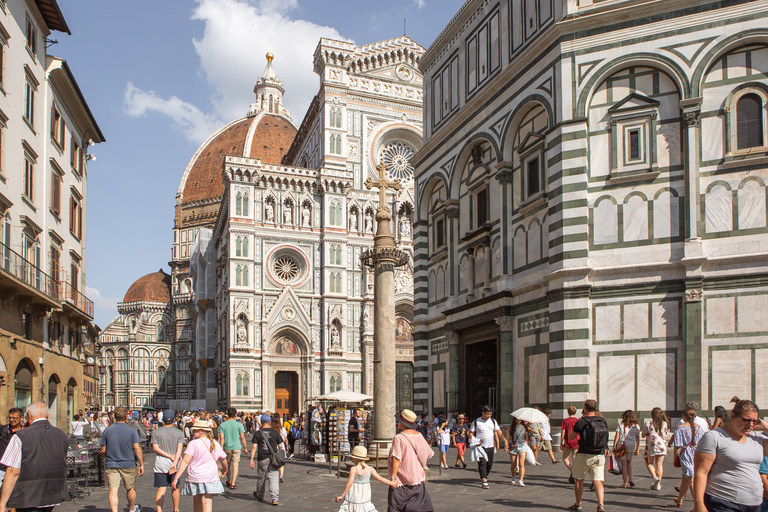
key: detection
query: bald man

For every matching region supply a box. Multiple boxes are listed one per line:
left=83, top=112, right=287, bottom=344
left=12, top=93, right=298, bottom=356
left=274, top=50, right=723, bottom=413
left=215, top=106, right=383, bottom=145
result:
left=0, top=402, right=69, bottom=512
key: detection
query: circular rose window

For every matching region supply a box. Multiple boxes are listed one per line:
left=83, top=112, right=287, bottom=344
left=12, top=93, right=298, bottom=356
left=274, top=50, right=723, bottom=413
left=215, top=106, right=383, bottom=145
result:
left=273, top=256, right=300, bottom=282
left=379, top=141, right=415, bottom=183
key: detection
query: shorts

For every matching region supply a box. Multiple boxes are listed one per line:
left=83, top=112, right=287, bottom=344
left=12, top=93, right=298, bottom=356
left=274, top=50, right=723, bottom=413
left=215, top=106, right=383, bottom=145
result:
left=456, top=442, right=466, bottom=456
left=562, top=447, right=576, bottom=459
left=440, top=444, right=449, bottom=453
left=153, top=472, right=174, bottom=488
left=106, top=467, right=137, bottom=490
left=226, top=449, right=241, bottom=465
left=572, top=453, right=605, bottom=482
left=542, top=440, right=552, bottom=451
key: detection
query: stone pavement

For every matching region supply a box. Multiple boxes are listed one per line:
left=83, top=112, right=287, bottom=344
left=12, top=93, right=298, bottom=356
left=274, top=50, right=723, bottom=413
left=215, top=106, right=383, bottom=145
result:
left=58, top=447, right=683, bottom=511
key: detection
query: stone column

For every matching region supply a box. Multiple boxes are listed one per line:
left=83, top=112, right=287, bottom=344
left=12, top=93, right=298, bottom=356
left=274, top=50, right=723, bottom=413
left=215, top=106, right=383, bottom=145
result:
left=466, top=248, right=476, bottom=301
left=496, top=316, right=515, bottom=417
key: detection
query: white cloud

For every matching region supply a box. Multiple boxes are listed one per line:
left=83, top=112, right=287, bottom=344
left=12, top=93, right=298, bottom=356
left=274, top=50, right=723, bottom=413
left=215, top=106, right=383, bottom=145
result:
left=123, top=83, right=223, bottom=144
left=85, top=286, right=119, bottom=314
left=191, top=0, right=350, bottom=123
left=123, top=0, right=349, bottom=144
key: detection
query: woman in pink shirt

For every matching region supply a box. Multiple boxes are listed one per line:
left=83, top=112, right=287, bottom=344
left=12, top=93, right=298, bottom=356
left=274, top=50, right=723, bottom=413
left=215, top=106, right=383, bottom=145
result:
left=171, top=420, right=228, bottom=512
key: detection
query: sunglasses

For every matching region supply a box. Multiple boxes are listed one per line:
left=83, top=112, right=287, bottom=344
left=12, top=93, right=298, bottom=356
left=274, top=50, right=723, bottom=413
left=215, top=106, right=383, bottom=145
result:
left=737, top=416, right=760, bottom=425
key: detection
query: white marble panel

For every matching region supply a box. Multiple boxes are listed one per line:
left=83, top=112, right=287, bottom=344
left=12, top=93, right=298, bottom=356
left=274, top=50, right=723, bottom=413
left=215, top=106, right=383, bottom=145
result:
left=701, top=117, right=724, bottom=162
left=705, top=185, right=733, bottom=233
left=752, top=47, right=768, bottom=75
left=595, top=305, right=621, bottom=342
left=727, top=52, right=747, bottom=78
left=599, top=355, right=635, bottom=412
left=654, top=191, right=680, bottom=239
left=706, top=297, right=735, bottom=335
left=594, top=200, right=618, bottom=244
left=756, top=349, right=768, bottom=407
left=624, top=302, right=649, bottom=340
left=652, top=300, right=679, bottom=339
left=590, top=133, right=611, bottom=177
left=738, top=294, right=768, bottom=333
left=514, top=228, right=526, bottom=269
left=529, top=352, right=548, bottom=404
left=738, top=181, right=767, bottom=230
left=711, top=350, right=750, bottom=407
left=637, top=352, right=675, bottom=411
left=528, top=221, right=541, bottom=263
left=623, top=195, right=649, bottom=242
left=433, top=369, right=445, bottom=408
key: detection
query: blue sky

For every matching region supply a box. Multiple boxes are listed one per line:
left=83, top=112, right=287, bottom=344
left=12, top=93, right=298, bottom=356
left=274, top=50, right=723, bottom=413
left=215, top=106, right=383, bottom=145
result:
left=52, top=0, right=465, bottom=329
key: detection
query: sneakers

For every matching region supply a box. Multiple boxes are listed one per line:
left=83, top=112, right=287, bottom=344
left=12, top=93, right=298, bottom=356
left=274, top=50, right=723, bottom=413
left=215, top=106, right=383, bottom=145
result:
left=482, top=481, right=489, bottom=489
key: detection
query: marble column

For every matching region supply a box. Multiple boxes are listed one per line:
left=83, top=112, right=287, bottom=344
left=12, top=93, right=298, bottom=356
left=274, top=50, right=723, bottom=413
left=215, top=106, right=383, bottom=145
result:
left=364, top=165, right=409, bottom=444
left=496, top=316, right=515, bottom=417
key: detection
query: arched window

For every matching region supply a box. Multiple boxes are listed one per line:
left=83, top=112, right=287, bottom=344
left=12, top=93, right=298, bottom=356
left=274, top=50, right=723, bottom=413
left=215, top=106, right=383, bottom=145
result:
left=737, top=93, right=764, bottom=149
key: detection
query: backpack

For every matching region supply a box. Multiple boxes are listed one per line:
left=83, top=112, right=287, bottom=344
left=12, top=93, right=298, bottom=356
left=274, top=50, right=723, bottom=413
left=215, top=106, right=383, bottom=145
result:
left=580, top=416, right=609, bottom=451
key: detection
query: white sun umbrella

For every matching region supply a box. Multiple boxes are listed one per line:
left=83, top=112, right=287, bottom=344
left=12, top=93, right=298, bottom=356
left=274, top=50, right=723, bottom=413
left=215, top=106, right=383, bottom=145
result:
left=510, top=407, right=548, bottom=424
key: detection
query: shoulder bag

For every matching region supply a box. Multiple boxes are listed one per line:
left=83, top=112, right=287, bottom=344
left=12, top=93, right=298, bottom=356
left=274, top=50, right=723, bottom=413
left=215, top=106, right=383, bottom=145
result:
left=260, top=430, right=286, bottom=469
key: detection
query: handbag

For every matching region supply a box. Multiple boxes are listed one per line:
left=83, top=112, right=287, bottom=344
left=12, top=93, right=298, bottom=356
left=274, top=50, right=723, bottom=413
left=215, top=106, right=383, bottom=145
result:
left=673, top=426, right=697, bottom=468
left=261, top=430, right=286, bottom=469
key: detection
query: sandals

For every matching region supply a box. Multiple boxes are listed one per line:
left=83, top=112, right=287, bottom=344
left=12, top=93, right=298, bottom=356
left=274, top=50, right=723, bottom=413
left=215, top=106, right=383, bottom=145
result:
left=568, top=504, right=582, bottom=510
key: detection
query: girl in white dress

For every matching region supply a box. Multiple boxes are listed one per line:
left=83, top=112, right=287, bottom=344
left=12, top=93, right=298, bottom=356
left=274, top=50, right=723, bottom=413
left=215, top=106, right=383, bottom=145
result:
left=335, top=446, right=396, bottom=512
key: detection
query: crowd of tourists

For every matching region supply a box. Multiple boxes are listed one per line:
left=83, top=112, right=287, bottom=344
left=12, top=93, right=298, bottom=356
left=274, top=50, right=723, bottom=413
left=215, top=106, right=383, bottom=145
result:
left=0, top=397, right=766, bottom=512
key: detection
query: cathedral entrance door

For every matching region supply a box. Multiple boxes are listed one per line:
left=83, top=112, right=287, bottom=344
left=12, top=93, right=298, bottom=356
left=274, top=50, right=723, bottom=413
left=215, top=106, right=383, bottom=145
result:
left=463, top=340, right=498, bottom=418
left=275, top=371, right=298, bottom=416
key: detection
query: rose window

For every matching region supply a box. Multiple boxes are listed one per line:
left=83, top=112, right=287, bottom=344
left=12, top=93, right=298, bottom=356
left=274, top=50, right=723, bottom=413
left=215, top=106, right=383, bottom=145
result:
left=379, top=141, right=415, bottom=183
left=273, top=256, right=300, bottom=282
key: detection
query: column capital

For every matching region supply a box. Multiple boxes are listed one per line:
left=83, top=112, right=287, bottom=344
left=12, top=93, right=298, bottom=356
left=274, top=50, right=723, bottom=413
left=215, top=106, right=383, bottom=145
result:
left=495, top=315, right=515, bottom=332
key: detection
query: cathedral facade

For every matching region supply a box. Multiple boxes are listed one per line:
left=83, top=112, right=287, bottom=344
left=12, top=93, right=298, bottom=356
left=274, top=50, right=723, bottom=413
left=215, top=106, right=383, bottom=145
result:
left=102, top=36, right=424, bottom=413
left=413, top=0, right=768, bottom=422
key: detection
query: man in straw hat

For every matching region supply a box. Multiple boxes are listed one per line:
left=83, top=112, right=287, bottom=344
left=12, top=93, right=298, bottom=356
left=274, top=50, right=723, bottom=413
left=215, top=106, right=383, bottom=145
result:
left=387, top=409, right=434, bottom=512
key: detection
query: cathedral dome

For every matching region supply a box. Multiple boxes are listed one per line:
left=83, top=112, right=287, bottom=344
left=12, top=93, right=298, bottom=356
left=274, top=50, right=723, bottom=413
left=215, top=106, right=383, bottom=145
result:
left=123, top=270, right=172, bottom=304
left=178, top=114, right=297, bottom=204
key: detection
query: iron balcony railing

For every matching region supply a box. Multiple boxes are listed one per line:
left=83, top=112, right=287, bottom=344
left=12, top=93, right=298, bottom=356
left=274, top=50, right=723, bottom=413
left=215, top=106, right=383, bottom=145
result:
left=61, top=281, right=94, bottom=319
left=0, top=240, right=60, bottom=302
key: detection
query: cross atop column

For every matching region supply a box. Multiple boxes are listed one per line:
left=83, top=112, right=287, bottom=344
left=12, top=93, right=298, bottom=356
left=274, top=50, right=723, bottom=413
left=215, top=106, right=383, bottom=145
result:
left=364, top=163, right=402, bottom=246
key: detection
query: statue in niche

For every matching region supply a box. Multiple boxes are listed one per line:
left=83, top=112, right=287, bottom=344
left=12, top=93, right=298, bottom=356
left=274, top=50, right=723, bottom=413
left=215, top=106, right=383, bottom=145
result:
left=400, top=217, right=410, bottom=236
left=284, top=204, right=292, bottom=224
left=365, top=211, right=373, bottom=233
left=331, top=327, right=340, bottom=347
left=265, top=202, right=274, bottom=222
left=302, top=205, right=311, bottom=227
left=349, top=211, right=357, bottom=231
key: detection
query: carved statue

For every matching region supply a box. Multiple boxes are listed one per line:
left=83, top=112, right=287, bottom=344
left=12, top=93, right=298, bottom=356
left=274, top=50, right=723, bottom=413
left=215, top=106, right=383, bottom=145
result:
left=284, top=204, right=292, bottom=224
left=365, top=212, right=373, bottom=233
left=265, top=202, right=274, bottom=222
left=349, top=211, right=357, bottom=231
left=302, top=205, right=311, bottom=227
left=400, top=217, right=410, bottom=236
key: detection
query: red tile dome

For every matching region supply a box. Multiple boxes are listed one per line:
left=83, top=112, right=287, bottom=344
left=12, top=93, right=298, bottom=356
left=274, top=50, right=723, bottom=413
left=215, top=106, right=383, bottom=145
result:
left=123, top=270, right=171, bottom=304
left=178, top=113, right=297, bottom=204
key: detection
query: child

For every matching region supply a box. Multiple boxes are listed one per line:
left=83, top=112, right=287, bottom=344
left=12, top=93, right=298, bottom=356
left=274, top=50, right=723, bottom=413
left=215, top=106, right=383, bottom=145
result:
left=171, top=420, right=228, bottom=512
left=438, top=421, right=451, bottom=469
left=335, top=446, right=396, bottom=511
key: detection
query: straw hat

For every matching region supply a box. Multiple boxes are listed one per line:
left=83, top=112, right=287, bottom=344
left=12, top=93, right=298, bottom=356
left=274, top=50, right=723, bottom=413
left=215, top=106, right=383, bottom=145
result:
left=399, top=409, right=418, bottom=429
left=350, top=445, right=369, bottom=461
left=191, top=419, right=211, bottom=432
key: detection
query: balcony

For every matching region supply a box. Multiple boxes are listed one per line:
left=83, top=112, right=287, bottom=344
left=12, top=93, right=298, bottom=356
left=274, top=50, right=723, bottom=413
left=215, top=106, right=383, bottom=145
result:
left=0, top=240, right=60, bottom=310
left=60, top=281, right=94, bottom=321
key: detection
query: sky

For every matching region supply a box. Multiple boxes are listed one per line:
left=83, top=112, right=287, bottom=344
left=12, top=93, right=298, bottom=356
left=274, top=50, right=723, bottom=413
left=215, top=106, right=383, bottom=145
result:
left=51, top=0, right=466, bottom=329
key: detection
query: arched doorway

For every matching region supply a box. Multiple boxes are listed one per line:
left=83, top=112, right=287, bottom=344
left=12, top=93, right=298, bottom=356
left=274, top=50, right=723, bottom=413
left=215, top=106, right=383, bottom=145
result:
left=48, top=374, right=60, bottom=427
left=14, top=359, right=34, bottom=408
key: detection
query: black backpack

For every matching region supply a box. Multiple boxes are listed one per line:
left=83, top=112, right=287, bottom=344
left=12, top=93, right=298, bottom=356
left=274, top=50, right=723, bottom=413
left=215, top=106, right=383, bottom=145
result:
left=580, top=416, right=608, bottom=451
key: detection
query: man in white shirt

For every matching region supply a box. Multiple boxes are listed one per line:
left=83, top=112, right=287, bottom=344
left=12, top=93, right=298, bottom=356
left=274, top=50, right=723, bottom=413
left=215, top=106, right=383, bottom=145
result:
left=468, top=405, right=509, bottom=489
